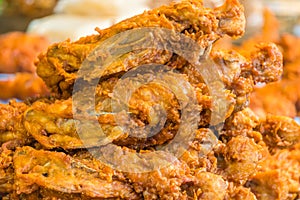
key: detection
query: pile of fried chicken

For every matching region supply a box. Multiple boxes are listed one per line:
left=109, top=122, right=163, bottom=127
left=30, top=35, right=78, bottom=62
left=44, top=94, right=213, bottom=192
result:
left=1, top=0, right=300, bottom=199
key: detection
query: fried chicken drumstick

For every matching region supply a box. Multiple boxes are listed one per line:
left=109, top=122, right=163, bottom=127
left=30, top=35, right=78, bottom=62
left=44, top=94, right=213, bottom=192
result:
left=1, top=0, right=300, bottom=199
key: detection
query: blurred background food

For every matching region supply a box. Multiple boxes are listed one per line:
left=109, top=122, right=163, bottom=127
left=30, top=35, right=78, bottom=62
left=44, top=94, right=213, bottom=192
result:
left=0, top=32, right=48, bottom=73
left=0, top=0, right=58, bottom=34
left=0, top=32, right=50, bottom=101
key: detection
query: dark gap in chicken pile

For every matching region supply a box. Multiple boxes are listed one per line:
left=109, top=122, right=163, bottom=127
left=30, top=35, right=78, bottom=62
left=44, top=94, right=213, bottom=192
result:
left=0, top=0, right=300, bottom=199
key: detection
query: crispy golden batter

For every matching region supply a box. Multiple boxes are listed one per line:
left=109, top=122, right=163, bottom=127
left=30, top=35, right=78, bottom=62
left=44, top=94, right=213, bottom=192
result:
left=21, top=41, right=282, bottom=151
left=36, top=0, right=245, bottom=99
left=13, top=146, right=138, bottom=199
left=1, top=0, right=300, bottom=199
left=247, top=146, right=300, bottom=199
left=0, top=101, right=30, bottom=145
left=258, top=115, right=300, bottom=151
left=0, top=143, right=14, bottom=195
left=228, top=9, right=300, bottom=118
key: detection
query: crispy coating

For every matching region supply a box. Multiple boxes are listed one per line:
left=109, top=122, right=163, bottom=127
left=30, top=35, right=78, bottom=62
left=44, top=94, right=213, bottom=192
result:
left=24, top=42, right=283, bottom=151
left=236, top=9, right=300, bottom=118
left=36, top=0, right=245, bottom=99
left=258, top=115, right=300, bottom=150
left=247, top=146, right=300, bottom=200
left=0, top=32, right=48, bottom=73
left=213, top=8, right=300, bottom=119
left=2, top=0, right=299, bottom=199
left=0, top=143, right=14, bottom=195
left=211, top=42, right=282, bottom=112
left=217, top=135, right=268, bottom=184
left=13, top=146, right=139, bottom=199
left=0, top=100, right=30, bottom=145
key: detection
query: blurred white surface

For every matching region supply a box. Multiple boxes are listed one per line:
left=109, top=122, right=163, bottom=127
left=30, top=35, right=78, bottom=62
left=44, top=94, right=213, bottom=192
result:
left=54, top=0, right=149, bottom=17
left=0, top=74, right=15, bottom=80
left=27, top=14, right=112, bottom=43
left=263, top=0, right=300, bottom=35
left=27, top=0, right=150, bottom=43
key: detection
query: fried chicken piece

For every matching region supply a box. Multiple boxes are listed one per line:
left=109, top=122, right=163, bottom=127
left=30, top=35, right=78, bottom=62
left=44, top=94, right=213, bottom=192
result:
left=180, top=128, right=218, bottom=170
left=12, top=145, right=228, bottom=199
left=222, top=108, right=263, bottom=143
left=36, top=0, right=245, bottom=99
left=227, top=185, right=257, bottom=200
left=216, top=135, right=268, bottom=184
left=0, top=32, right=50, bottom=100
left=13, top=146, right=139, bottom=199
left=0, top=32, right=48, bottom=73
left=23, top=98, right=82, bottom=149
left=0, top=73, right=49, bottom=100
left=257, top=115, right=300, bottom=151
left=244, top=14, right=300, bottom=118
left=184, top=171, right=228, bottom=200
left=247, top=147, right=300, bottom=200
left=213, top=7, right=280, bottom=53
left=0, top=143, right=14, bottom=195
left=5, top=189, right=112, bottom=200
left=210, top=42, right=282, bottom=112
left=214, top=8, right=300, bottom=119
left=3, top=0, right=57, bottom=18
left=0, top=100, right=31, bottom=145
left=24, top=41, right=283, bottom=151
left=0, top=1, right=295, bottom=199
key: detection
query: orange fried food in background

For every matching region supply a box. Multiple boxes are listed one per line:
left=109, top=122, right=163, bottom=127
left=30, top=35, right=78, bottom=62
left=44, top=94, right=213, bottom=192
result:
left=0, top=32, right=50, bottom=100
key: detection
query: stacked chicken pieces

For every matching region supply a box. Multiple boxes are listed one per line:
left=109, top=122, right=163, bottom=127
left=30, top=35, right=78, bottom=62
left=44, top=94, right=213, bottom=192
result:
left=1, top=0, right=300, bottom=199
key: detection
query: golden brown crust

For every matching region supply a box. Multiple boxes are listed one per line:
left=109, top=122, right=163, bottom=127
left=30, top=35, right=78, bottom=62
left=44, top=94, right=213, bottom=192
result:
left=36, top=0, right=245, bottom=99
left=2, top=1, right=299, bottom=199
